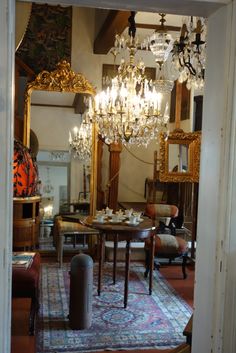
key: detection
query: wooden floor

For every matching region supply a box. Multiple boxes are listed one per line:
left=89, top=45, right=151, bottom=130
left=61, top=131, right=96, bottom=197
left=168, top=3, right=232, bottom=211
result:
left=11, top=257, right=194, bottom=353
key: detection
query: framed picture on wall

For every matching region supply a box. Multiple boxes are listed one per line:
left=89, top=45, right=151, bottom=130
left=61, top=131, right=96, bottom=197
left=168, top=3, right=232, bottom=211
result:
left=102, top=64, right=156, bottom=90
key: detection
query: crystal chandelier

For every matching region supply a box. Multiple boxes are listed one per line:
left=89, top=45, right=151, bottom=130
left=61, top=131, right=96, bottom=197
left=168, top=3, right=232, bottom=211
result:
left=69, top=115, right=92, bottom=161
left=141, top=14, right=175, bottom=94
left=50, top=151, right=66, bottom=161
left=172, top=17, right=206, bottom=90
left=154, top=61, right=175, bottom=94
left=89, top=12, right=170, bottom=147
left=142, top=14, right=174, bottom=69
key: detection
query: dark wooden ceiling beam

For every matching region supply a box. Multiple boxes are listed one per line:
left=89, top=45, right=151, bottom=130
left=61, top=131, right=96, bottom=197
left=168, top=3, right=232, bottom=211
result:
left=94, top=11, right=181, bottom=55
left=93, top=10, right=130, bottom=55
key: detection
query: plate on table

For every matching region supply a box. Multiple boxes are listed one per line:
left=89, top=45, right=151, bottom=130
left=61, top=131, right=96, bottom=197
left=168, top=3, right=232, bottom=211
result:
left=125, top=220, right=140, bottom=226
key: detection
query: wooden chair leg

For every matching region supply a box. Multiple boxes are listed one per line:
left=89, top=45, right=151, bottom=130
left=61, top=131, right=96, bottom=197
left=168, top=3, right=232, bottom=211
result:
left=144, top=249, right=150, bottom=278
left=182, top=254, right=188, bottom=279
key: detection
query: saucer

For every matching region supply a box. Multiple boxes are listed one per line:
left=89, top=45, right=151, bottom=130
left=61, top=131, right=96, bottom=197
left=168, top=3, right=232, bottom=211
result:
left=118, top=215, right=127, bottom=220
left=92, top=219, right=106, bottom=224
left=109, top=219, right=122, bottom=224
left=125, top=220, right=140, bottom=226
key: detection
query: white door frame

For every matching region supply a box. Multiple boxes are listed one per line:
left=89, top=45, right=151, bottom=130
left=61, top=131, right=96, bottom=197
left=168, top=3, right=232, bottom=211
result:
left=1, top=1, right=236, bottom=353
left=0, top=0, right=14, bottom=352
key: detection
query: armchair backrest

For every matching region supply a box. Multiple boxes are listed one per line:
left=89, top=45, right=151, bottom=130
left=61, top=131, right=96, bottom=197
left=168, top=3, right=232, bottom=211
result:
left=145, top=203, right=179, bottom=220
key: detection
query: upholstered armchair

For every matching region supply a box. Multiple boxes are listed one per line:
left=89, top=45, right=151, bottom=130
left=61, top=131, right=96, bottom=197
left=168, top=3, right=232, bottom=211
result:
left=144, top=203, right=189, bottom=279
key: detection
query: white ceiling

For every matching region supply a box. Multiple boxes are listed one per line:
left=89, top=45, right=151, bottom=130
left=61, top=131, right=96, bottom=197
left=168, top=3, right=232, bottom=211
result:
left=19, top=0, right=226, bottom=17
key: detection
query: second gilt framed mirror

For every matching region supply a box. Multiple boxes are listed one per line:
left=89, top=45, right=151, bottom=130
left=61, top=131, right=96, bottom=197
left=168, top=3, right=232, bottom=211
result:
left=159, top=129, right=201, bottom=183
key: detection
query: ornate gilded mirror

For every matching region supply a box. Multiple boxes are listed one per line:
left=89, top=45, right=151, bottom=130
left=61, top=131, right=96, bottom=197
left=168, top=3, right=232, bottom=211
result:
left=159, top=129, right=201, bottom=182
left=23, top=61, right=97, bottom=215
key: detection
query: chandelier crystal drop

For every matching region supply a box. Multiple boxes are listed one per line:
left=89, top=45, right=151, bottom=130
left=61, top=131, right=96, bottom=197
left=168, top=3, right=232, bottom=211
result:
left=89, top=12, right=170, bottom=147
left=69, top=116, right=92, bottom=161
left=172, top=17, right=206, bottom=90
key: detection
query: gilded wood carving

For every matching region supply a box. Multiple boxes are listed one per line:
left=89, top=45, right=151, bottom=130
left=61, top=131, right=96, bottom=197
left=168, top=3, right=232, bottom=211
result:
left=23, top=60, right=95, bottom=147
left=159, top=129, right=201, bottom=183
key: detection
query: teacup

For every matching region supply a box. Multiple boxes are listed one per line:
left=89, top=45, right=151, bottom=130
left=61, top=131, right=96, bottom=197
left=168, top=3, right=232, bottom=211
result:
left=116, top=209, right=123, bottom=216
left=111, top=214, right=120, bottom=222
left=125, top=209, right=132, bottom=217
left=105, top=207, right=113, bottom=217
left=129, top=215, right=137, bottom=224
left=96, top=214, right=105, bottom=222
left=133, top=212, right=142, bottom=221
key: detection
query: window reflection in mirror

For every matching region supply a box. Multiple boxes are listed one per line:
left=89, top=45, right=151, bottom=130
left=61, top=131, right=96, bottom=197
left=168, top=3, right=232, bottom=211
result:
left=168, top=143, right=189, bottom=172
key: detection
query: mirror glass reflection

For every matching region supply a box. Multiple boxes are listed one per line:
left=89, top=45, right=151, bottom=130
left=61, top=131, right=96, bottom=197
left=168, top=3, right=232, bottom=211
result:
left=168, top=143, right=189, bottom=173
left=30, top=90, right=79, bottom=150
left=30, top=89, right=92, bottom=204
left=37, top=150, right=70, bottom=218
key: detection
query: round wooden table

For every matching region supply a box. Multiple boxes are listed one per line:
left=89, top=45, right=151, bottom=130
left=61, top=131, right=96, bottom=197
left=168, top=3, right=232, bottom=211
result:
left=84, top=215, right=156, bottom=308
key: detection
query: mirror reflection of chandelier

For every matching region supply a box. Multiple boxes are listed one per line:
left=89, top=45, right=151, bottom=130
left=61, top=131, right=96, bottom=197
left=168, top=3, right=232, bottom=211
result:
left=69, top=115, right=92, bottom=161
left=89, top=12, right=169, bottom=147
left=172, top=17, right=206, bottom=90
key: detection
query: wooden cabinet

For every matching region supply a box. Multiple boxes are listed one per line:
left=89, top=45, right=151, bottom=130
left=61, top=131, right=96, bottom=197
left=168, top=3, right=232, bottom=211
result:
left=13, top=196, right=41, bottom=249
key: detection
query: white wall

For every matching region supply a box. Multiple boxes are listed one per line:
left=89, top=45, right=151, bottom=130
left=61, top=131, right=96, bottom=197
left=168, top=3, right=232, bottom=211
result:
left=0, top=0, right=14, bottom=351
left=192, top=3, right=236, bottom=352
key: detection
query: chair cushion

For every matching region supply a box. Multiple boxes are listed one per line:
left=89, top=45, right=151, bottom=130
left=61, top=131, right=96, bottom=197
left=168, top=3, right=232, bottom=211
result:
left=145, top=234, right=188, bottom=256
left=12, top=252, right=41, bottom=298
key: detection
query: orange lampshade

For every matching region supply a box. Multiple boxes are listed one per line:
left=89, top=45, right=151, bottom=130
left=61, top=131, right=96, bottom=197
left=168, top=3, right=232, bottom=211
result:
left=13, top=140, right=39, bottom=197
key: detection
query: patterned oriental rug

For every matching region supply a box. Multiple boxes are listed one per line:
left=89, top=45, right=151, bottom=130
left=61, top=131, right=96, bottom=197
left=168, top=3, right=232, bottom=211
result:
left=37, top=262, right=192, bottom=353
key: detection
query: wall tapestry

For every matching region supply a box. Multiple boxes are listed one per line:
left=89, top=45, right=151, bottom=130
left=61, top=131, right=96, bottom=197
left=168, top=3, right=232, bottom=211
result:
left=16, top=4, right=72, bottom=74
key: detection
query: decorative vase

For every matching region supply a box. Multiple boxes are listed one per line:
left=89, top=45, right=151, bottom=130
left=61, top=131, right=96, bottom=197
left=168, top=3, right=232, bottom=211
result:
left=13, top=139, right=39, bottom=197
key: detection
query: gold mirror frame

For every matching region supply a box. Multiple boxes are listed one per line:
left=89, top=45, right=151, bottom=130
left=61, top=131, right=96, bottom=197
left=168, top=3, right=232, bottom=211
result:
left=159, top=129, right=201, bottom=183
left=23, top=60, right=97, bottom=214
